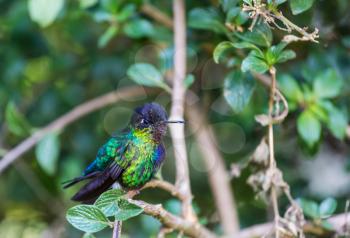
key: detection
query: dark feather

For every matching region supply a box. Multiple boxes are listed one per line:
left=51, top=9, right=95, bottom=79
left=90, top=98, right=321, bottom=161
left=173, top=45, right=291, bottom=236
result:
left=62, top=171, right=100, bottom=189
left=70, top=163, right=124, bottom=203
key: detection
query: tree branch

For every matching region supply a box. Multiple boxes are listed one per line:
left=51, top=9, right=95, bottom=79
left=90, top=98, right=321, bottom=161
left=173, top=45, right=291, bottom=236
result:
left=129, top=199, right=217, bottom=238
left=142, top=180, right=185, bottom=201
left=237, top=212, right=350, bottom=238
left=186, top=104, right=240, bottom=236
left=0, top=86, right=154, bottom=174
left=169, top=0, right=197, bottom=222
left=141, top=3, right=173, bottom=29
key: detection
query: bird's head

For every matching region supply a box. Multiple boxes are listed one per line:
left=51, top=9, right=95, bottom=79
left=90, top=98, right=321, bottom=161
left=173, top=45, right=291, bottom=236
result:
left=130, top=103, right=184, bottom=141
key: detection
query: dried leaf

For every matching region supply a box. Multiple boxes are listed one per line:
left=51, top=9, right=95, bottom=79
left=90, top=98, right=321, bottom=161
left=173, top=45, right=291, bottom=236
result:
left=251, top=138, right=269, bottom=166
left=255, top=114, right=270, bottom=126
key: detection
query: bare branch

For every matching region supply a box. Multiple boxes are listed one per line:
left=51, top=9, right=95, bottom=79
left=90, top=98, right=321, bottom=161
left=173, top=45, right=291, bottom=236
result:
left=0, top=86, right=154, bottom=174
left=128, top=199, right=216, bottom=238
left=142, top=180, right=185, bottom=201
left=186, top=104, right=240, bottom=236
left=141, top=3, right=172, bottom=29
left=169, top=0, right=197, bottom=222
left=267, top=67, right=281, bottom=238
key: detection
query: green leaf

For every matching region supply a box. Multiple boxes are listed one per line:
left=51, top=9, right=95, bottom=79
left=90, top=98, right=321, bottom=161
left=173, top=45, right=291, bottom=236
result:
left=35, top=133, right=60, bottom=175
left=188, top=8, right=226, bottom=34
left=232, top=42, right=263, bottom=56
left=236, top=23, right=272, bottom=47
left=226, top=7, right=248, bottom=25
left=66, top=205, right=109, bottom=233
left=241, top=53, right=269, bottom=74
left=94, top=189, right=125, bottom=217
left=313, top=69, right=343, bottom=99
left=5, top=102, right=32, bottom=137
left=116, top=4, right=135, bottom=22
left=28, top=0, right=64, bottom=27
left=213, top=41, right=234, bottom=63
left=319, top=101, right=348, bottom=139
left=223, top=71, right=255, bottom=113
left=114, top=199, right=143, bottom=221
left=278, top=74, right=303, bottom=102
left=319, top=198, right=337, bottom=217
left=265, top=43, right=295, bottom=65
left=276, top=50, right=296, bottom=63
left=127, top=63, right=171, bottom=92
left=123, top=19, right=155, bottom=39
left=267, top=0, right=287, bottom=5
left=290, top=0, right=314, bottom=15
left=101, top=0, right=120, bottom=13
left=298, top=198, right=319, bottom=219
left=98, top=25, right=118, bottom=48
left=79, top=0, right=97, bottom=8
left=220, top=0, right=239, bottom=12
left=184, top=74, right=195, bottom=89
left=297, top=110, right=321, bottom=148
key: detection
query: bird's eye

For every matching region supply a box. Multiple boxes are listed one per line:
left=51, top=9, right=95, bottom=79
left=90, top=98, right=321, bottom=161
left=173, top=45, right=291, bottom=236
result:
left=140, top=119, right=145, bottom=124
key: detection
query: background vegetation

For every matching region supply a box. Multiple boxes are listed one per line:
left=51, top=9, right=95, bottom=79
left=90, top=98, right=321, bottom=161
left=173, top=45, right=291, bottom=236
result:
left=1, top=0, right=350, bottom=237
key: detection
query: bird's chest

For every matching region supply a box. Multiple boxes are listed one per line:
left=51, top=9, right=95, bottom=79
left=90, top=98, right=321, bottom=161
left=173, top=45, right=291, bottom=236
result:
left=120, top=138, right=157, bottom=189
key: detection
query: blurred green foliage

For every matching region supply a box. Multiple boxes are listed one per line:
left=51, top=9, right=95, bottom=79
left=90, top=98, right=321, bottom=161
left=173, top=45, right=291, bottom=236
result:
left=1, top=0, right=350, bottom=237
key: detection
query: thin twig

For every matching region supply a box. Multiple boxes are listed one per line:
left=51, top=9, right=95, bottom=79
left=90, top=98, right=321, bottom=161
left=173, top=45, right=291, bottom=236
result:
left=142, top=180, right=184, bottom=201
left=112, top=220, right=122, bottom=238
left=268, top=67, right=280, bottom=238
left=141, top=3, right=173, bottom=29
left=169, top=0, right=197, bottom=222
left=344, top=200, right=350, bottom=236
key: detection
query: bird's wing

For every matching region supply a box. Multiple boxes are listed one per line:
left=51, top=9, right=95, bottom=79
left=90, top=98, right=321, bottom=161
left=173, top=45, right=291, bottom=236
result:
left=82, top=130, right=130, bottom=175
left=66, top=130, right=132, bottom=202
left=152, top=143, right=166, bottom=172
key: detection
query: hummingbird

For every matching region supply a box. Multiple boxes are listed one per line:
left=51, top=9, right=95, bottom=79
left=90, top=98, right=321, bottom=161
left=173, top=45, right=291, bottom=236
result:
left=63, top=103, right=183, bottom=203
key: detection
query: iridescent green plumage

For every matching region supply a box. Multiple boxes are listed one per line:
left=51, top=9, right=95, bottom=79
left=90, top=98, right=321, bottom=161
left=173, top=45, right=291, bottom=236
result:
left=85, top=127, right=164, bottom=189
left=63, top=103, right=181, bottom=203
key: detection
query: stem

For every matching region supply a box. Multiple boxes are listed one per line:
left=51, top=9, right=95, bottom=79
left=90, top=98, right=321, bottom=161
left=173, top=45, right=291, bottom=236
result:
left=268, top=67, right=276, bottom=170
left=112, top=220, right=122, bottom=238
left=169, top=0, right=197, bottom=222
left=268, top=67, right=280, bottom=238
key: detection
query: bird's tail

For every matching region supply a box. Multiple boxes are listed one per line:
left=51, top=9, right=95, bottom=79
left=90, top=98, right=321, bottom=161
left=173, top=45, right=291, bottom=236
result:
left=62, top=171, right=100, bottom=189
left=70, top=172, right=115, bottom=203
left=63, top=164, right=122, bottom=203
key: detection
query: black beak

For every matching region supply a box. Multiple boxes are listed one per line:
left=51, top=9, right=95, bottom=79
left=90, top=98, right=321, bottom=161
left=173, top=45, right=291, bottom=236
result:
left=166, top=120, right=185, bottom=124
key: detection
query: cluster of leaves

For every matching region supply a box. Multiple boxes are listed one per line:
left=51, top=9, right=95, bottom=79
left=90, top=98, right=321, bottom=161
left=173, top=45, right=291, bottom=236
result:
left=279, top=69, right=347, bottom=149
left=28, top=0, right=168, bottom=48
left=214, top=22, right=295, bottom=114
left=298, top=197, right=337, bottom=229
left=66, top=189, right=143, bottom=235
left=127, top=63, right=194, bottom=92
